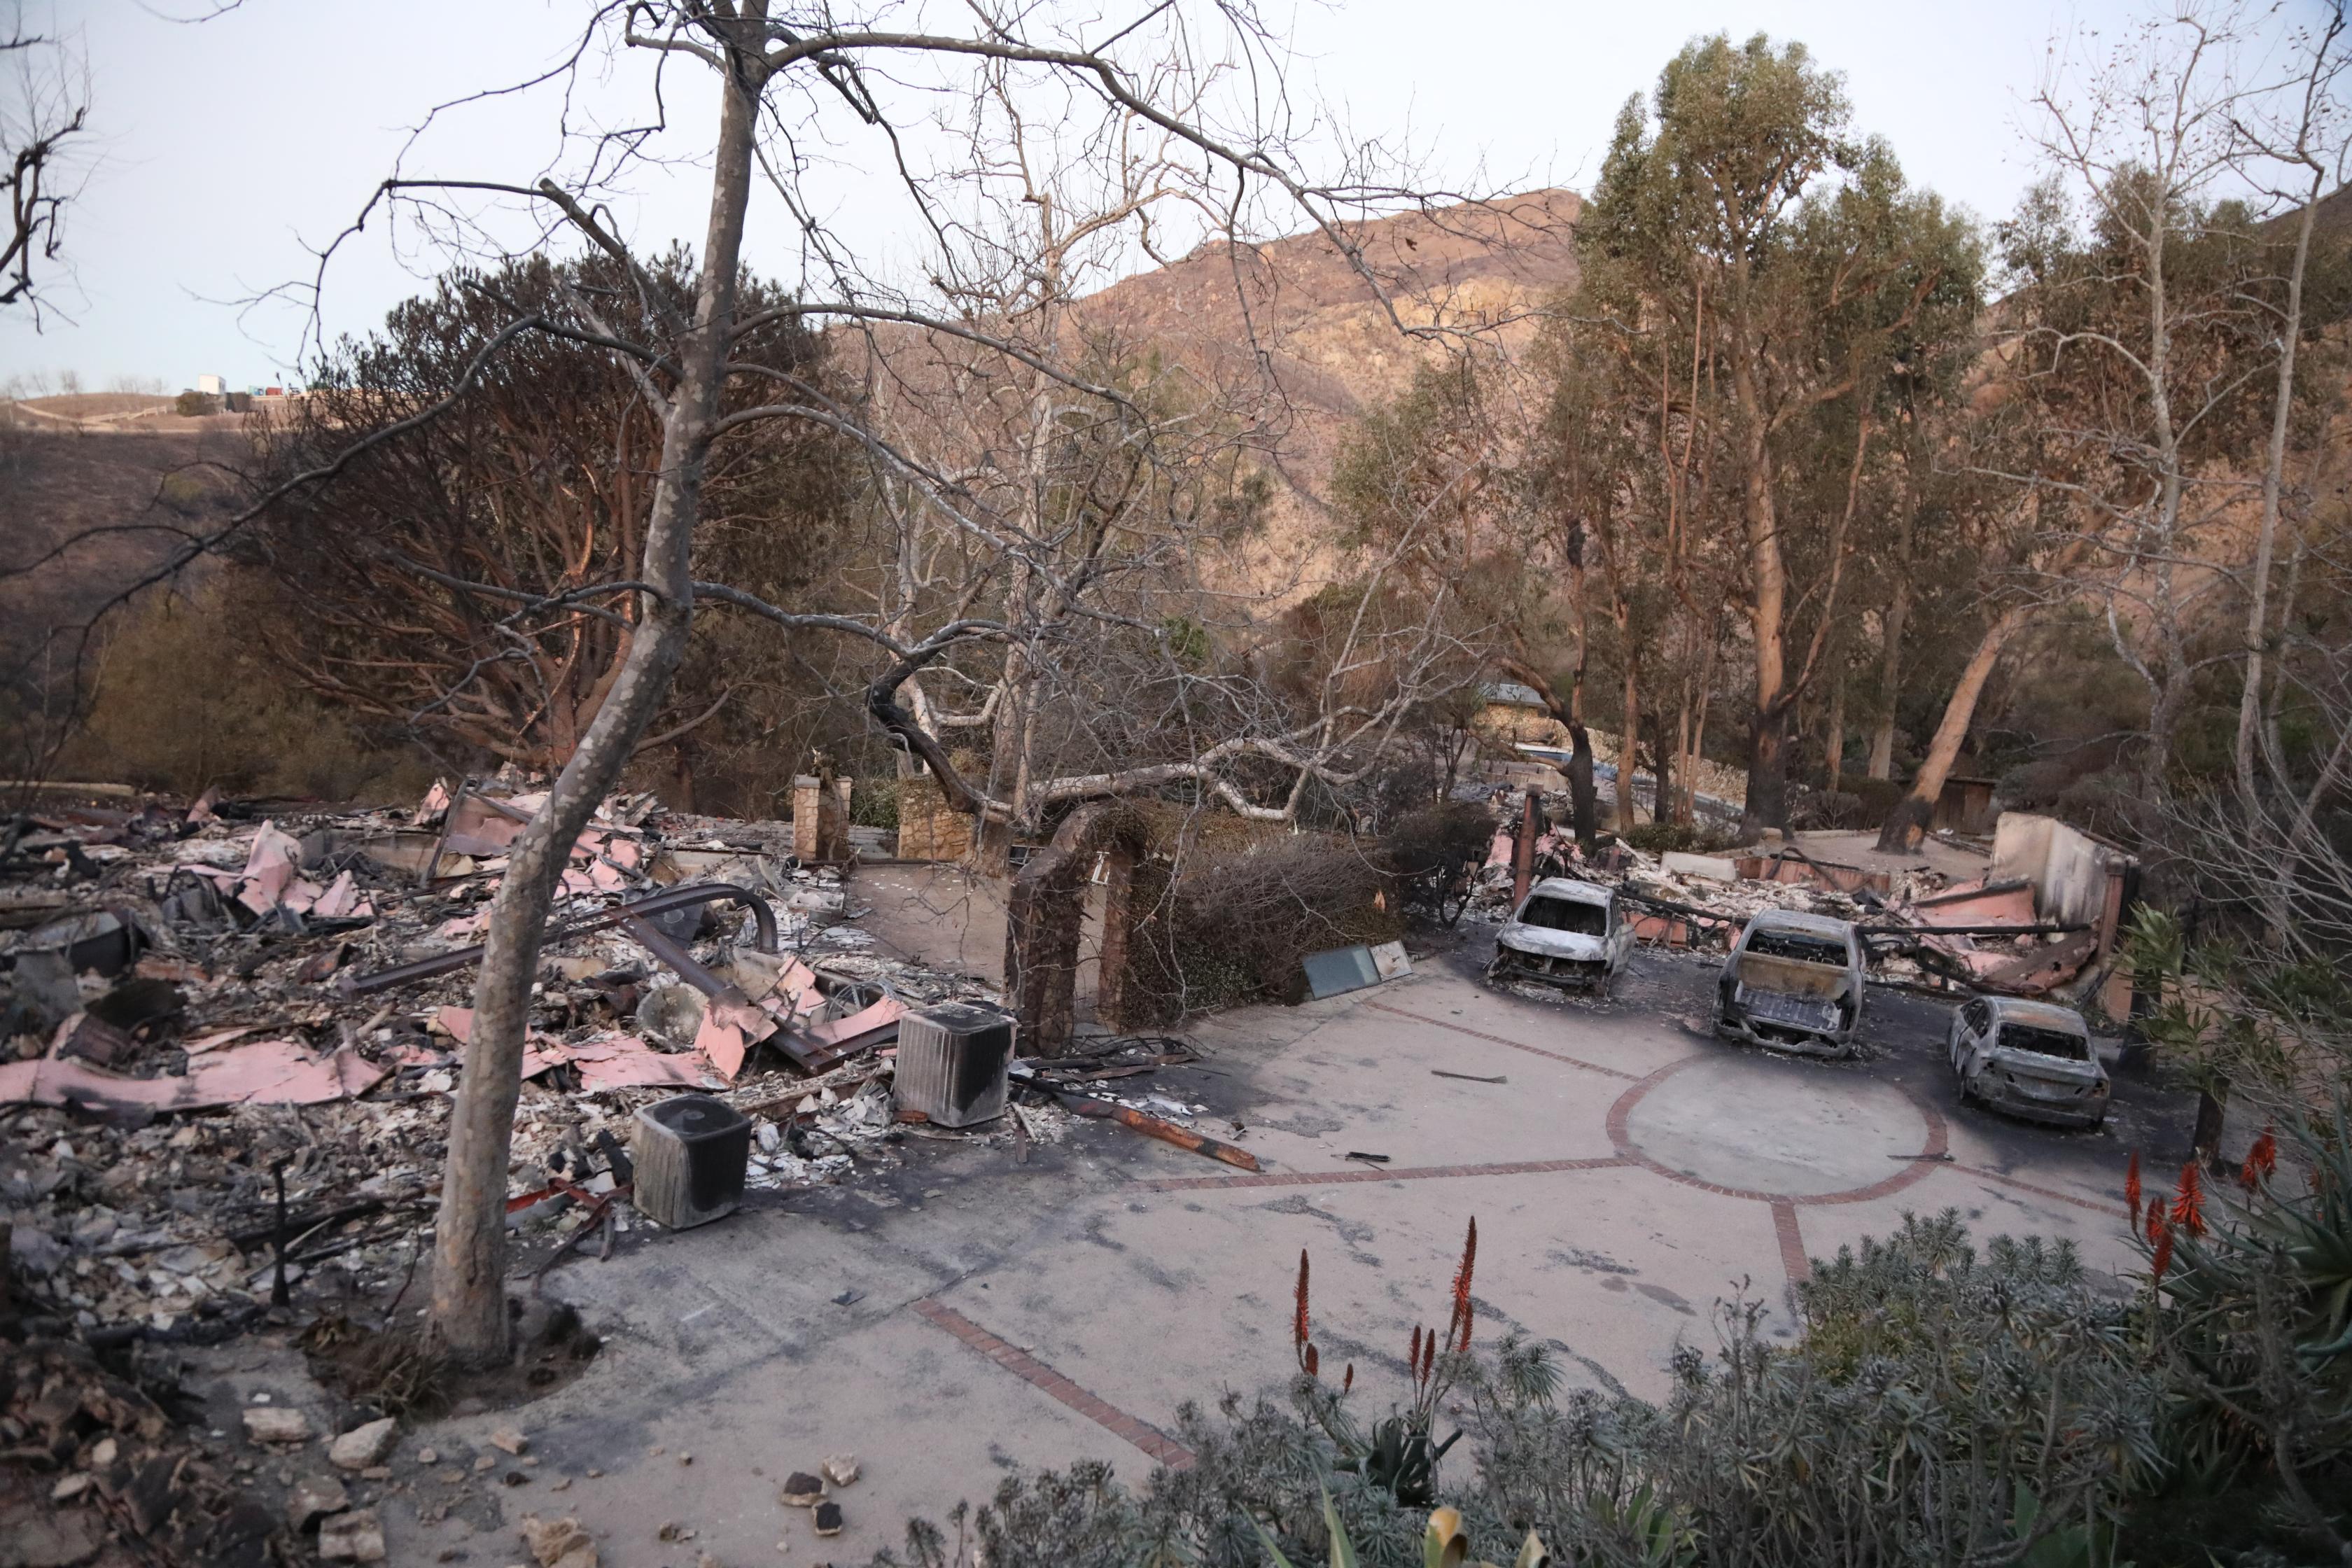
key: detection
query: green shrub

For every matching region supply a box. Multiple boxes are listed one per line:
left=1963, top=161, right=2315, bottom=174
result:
left=861, top=1154, right=2352, bottom=1568
left=850, top=775, right=901, bottom=829
left=1621, top=820, right=1741, bottom=856
left=173, top=390, right=216, bottom=416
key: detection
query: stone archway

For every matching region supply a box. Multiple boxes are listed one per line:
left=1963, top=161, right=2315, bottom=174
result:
left=1004, top=801, right=1150, bottom=1057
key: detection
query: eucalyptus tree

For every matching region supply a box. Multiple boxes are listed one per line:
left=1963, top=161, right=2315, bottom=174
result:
left=1578, top=33, right=1981, bottom=832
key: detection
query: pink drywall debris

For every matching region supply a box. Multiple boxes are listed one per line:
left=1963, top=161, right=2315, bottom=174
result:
left=0, top=1040, right=386, bottom=1112
left=235, top=823, right=303, bottom=916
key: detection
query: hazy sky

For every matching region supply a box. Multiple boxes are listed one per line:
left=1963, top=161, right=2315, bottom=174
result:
left=0, top=0, right=2217, bottom=389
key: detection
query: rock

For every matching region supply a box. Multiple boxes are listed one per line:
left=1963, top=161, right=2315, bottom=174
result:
left=489, top=1425, right=528, bottom=1455
left=288, top=1474, right=351, bottom=1531
left=50, top=1474, right=92, bottom=1502
left=86, top=1438, right=116, bottom=1469
left=521, top=1514, right=598, bottom=1568
left=330, top=1417, right=399, bottom=1471
left=813, top=1501, right=843, bottom=1537
left=241, top=1406, right=312, bottom=1445
left=778, top=1472, right=823, bottom=1507
left=0, top=1499, right=102, bottom=1567
left=415, top=1448, right=438, bottom=1464
left=319, top=1508, right=388, bottom=1563
left=820, top=1454, right=858, bottom=1488
left=125, top=1454, right=180, bottom=1537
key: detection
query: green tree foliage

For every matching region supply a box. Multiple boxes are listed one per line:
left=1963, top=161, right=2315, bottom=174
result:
left=1565, top=34, right=1983, bottom=831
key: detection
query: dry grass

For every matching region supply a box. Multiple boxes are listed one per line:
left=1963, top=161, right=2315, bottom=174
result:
left=54, top=576, right=440, bottom=801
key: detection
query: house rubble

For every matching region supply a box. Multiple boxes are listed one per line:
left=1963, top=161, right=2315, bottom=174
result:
left=0, top=778, right=1109, bottom=1344
left=1466, top=797, right=2137, bottom=1011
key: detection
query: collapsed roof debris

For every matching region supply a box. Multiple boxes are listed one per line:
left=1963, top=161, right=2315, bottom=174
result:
left=0, top=778, right=1030, bottom=1343
left=1464, top=795, right=2134, bottom=1009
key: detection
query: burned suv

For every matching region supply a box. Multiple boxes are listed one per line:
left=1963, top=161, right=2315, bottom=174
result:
left=1487, top=878, right=1634, bottom=995
left=1713, top=909, right=1865, bottom=1056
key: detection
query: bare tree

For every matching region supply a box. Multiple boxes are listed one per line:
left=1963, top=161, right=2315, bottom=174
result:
left=2225, top=8, right=2352, bottom=809
left=1, top=4, right=87, bottom=319
left=285, top=1, right=1462, bottom=1365
left=2011, top=3, right=2311, bottom=798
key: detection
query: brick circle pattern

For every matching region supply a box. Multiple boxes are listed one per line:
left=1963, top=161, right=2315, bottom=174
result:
left=1605, top=1054, right=1951, bottom=1208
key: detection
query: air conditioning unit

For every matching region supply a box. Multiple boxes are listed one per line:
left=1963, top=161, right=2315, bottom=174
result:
left=631, top=1095, right=751, bottom=1229
left=893, top=1004, right=1015, bottom=1128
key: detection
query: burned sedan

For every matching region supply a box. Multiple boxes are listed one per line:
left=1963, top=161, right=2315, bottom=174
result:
left=1712, top=909, right=1865, bottom=1056
left=1487, top=878, right=1634, bottom=995
left=1948, top=995, right=2109, bottom=1128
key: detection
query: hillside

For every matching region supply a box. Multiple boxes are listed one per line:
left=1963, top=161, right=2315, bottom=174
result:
left=0, top=419, right=249, bottom=732
left=1072, top=190, right=1583, bottom=586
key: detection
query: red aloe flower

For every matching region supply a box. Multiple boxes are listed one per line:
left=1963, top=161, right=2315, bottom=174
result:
left=1342, top=1363, right=1354, bottom=1393
left=2124, top=1150, right=2143, bottom=1228
left=2241, top=1127, right=2278, bottom=1191
left=1420, top=1328, right=1436, bottom=1385
left=2171, top=1161, right=2207, bottom=1239
left=2150, top=1219, right=2174, bottom=1287
left=1304, top=1344, right=1319, bottom=1378
left=1409, top=1324, right=1422, bottom=1382
left=1449, top=1217, right=1478, bottom=1354
left=2146, top=1202, right=2166, bottom=1247
left=1294, top=1250, right=1310, bottom=1352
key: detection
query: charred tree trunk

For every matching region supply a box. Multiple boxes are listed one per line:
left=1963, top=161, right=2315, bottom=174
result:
left=1498, top=654, right=1595, bottom=852
left=1732, top=328, right=1791, bottom=838
left=1824, top=655, right=1847, bottom=794
left=1644, top=712, right=1673, bottom=835
left=1868, top=512, right=1914, bottom=780
left=1876, top=606, right=2028, bottom=854
left=1562, top=726, right=1598, bottom=854
left=1616, top=655, right=1642, bottom=832
left=2192, top=1082, right=2229, bottom=1174
left=1746, top=701, right=1792, bottom=836
left=428, top=40, right=768, bottom=1366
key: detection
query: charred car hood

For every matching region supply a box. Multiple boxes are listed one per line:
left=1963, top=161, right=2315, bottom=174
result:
left=1497, top=925, right=1608, bottom=961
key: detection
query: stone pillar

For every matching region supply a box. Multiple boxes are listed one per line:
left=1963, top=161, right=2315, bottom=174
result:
left=1002, top=802, right=1144, bottom=1057
left=792, top=775, right=821, bottom=861
left=1511, top=790, right=1539, bottom=907
left=1094, top=848, right=1136, bottom=1030
left=1005, top=866, right=1085, bottom=1058
left=791, top=774, right=848, bottom=862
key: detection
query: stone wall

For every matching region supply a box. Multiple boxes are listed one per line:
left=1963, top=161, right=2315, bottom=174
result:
left=896, top=788, right=976, bottom=862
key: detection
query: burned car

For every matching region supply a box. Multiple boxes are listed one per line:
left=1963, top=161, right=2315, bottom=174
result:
left=1487, top=878, right=1634, bottom=995
left=1713, top=909, right=1865, bottom=1056
left=1948, top=995, right=2108, bottom=1128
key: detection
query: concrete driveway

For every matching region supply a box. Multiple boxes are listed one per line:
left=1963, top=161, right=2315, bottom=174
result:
left=360, top=940, right=2176, bottom=1566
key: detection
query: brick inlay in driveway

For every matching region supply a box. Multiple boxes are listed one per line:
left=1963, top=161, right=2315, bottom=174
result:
left=1605, top=1054, right=1951, bottom=1208
left=1771, top=1199, right=1811, bottom=1284
left=1947, top=1161, right=2126, bottom=1217
left=1142, top=1155, right=1630, bottom=1193
left=1366, top=1002, right=1644, bottom=1079
left=913, top=1298, right=1196, bottom=1469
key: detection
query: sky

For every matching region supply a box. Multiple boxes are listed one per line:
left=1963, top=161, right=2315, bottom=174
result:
left=0, top=0, right=2250, bottom=391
